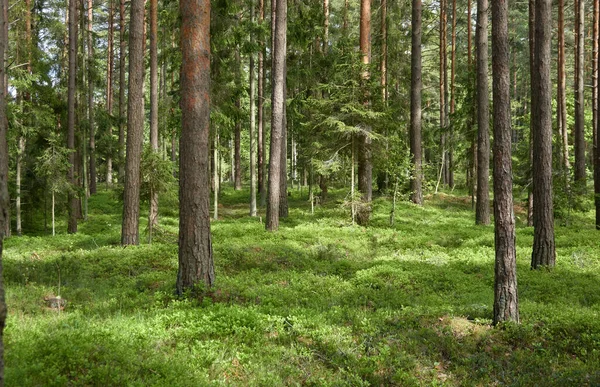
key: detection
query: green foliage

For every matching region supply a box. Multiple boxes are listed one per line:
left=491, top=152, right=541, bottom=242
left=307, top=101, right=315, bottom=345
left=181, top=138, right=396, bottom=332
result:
left=140, top=146, right=176, bottom=204
left=4, top=186, right=600, bottom=385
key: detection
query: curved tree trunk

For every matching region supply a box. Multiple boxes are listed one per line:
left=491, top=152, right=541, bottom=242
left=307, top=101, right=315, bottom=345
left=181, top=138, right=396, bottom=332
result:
left=491, top=0, right=519, bottom=325
left=121, top=0, right=145, bottom=245
left=177, top=0, right=215, bottom=292
left=475, top=0, right=490, bottom=225
left=410, top=0, right=422, bottom=205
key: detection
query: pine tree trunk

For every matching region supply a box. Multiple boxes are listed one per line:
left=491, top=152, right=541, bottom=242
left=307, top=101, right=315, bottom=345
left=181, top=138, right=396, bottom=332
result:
left=250, top=2, right=257, bottom=217
left=67, top=0, right=78, bottom=234
left=88, top=0, right=96, bottom=195
left=410, top=0, right=423, bottom=205
left=279, top=73, right=288, bottom=218
left=475, top=0, right=490, bottom=225
left=357, top=0, right=372, bottom=225
left=574, top=0, right=586, bottom=186
left=16, top=137, right=24, bottom=235
left=593, top=0, right=599, bottom=156
left=449, top=0, right=456, bottom=188
left=178, top=0, right=214, bottom=292
left=214, top=129, right=219, bottom=220
left=266, top=0, right=286, bottom=231
left=558, top=0, right=569, bottom=185
left=596, top=0, right=600, bottom=229
left=258, top=0, right=266, bottom=206
left=149, top=0, right=159, bottom=228
left=106, top=0, right=114, bottom=186
left=121, top=0, right=145, bottom=246
left=380, top=0, right=387, bottom=103
left=491, top=0, right=519, bottom=325
left=118, top=0, right=126, bottom=182
left=234, top=48, right=243, bottom=191
left=531, top=0, right=556, bottom=269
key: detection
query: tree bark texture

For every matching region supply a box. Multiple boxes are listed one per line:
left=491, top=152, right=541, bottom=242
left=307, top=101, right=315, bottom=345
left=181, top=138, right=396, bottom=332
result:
left=593, top=0, right=599, bottom=161
left=531, top=0, right=556, bottom=269
left=149, top=0, right=159, bottom=228
left=177, top=0, right=215, bottom=292
left=235, top=48, right=243, bottom=191
left=68, top=0, right=78, bottom=234
left=118, top=0, right=126, bottom=182
left=596, top=0, right=600, bottom=229
left=106, top=0, right=114, bottom=185
left=258, top=0, right=266, bottom=206
left=476, top=0, right=490, bottom=225
left=574, top=0, right=586, bottom=186
left=250, top=3, right=257, bottom=217
left=121, top=0, right=145, bottom=245
left=410, top=0, right=423, bottom=205
left=278, top=71, right=288, bottom=218
left=88, top=0, right=96, bottom=194
left=557, top=0, right=569, bottom=182
left=266, top=0, right=286, bottom=231
left=491, top=0, right=519, bottom=325
left=357, top=0, right=372, bottom=225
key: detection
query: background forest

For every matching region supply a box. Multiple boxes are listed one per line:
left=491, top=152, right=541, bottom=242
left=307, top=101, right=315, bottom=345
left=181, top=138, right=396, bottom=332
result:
left=0, top=0, right=598, bottom=385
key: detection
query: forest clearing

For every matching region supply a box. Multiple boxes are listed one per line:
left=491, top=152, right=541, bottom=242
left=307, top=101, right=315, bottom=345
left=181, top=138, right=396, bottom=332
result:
left=3, top=187, right=600, bottom=386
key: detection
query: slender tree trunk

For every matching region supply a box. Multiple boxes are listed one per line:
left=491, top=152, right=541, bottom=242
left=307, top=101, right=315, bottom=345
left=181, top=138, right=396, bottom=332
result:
left=491, top=0, right=519, bottom=325
left=278, top=68, right=288, bottom=218
left=357, top=0, right=372, bottom=225
left=106, top=0, right=114, bottom=186
left=121, top=0, right=145, bottom=245
left=531, top=0, right=556, bottom=269
left=475, top=0, right=490, bottom=225
left=234, top=48, right=243, bottom=191
left=68, top=0, right=78, bottom=233
left=410, top=0, right=423, bottom=205
left=149, top=0, right=159, bottom=228
left=88, top=0, right=96, bottom=194
left=177, top=0, right=215, bottom=292
left=558, top=0, right=569, bottom=184
left=118, top=0, right=126, bottom=182
left=574, top=0, right=586, bottom=186
left=448, top=0, right=456, bottom=188
left=596, top=1, right=600, bottom=229
left=250, top=2, right=257, bottom=217
left=593, top=0, right=599, bottom=156
left=258, top=0, right=266, bottom=206
left=380, top=0, right=387, bottom=103
left=0, top=0, right=9, bottom=378
left=527, top=0, right=535, bottom=227
left=266, top=0, right=286, bottom=231
left=440, top=0, right=448, bottom=187
left=214, top=129, right=219, bottom=220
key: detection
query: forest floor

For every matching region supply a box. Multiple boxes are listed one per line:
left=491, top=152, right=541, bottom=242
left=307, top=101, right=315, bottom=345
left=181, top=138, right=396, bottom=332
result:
left=4, top=185, right=600, bottom=386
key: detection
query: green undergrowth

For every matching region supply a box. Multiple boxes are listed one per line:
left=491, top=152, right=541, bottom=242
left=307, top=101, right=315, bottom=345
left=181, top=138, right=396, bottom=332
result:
left=4, top=186, right=600, bottom=386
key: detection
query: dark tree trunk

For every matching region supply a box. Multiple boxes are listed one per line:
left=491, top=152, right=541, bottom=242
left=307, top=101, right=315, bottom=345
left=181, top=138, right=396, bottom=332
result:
left=177, top=0, right=214, bottom=293
left=574, top=0, right=586, bottom=186
left=531, top=0, right=556, bottom=269
left=149, top=0, right=159, bottom=229
left=357, top=0, right=372, bottom=225
left=475, top=0, right=490, bottom=225
left=266, top=0, right=286, bottom=231
left=121, top=0, right=145, bottom=245
left=491, top=0, right=519, bottom=325
left=593, top=0, right=599, bottom=159
left=118, top=0, right=126, bottom=182
left=0, top=0, right=9, bottom=379
left=410, top=0, right=423, bottom=205
left=88, top=0, right=96, bottom=194
left=68, top=0, right=78, bottom=234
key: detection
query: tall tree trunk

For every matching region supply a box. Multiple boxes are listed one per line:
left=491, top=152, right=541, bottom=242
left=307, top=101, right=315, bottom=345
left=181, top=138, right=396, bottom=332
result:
left=357, top=0, right=372, bottom=225
left=68, top=0, right=78, bottom=233
left=16, top=137, right=24, bottom=235
left=475, top=0, right=490, bottom=225
left=558, top=0, right=569, bottom=183
left=258, top=0, right=266, bottom=206
left=448, top=0, right=456, bottom=188
left=0, top=0, right=9, bottom=378
left=250, top=2, right=257, bottom=217
left=531, top=0, right=556, bottom=269
left=410, top=0, right=423, bottom=205
left=323, top=0, right=329, bottom=52
left=234, top=48, right=243, bottom=191
left=380, top=0, right=387, bottom=103
left=596, top=0, right=600, bottom=229
left=574, top=0, right=586, bottom=186
left=121, top=0, right=145, bottom=245
left=440, top=0, right=448, bottom=186
left=149, top=0, right=159, bottom=228
left=491, top=0, right=519, bottom=325
left=106, top=0, right=114, bottom=186
left=214, top=129, right=219, bottom=220
left=87, top=0, right=96, bottom=194
left=279, top=65, right=288, bottom=218
left=118, top=0, right=126, bottom=182
left=593, top=0, right=599, bottom=158
left=527, top=0, right=536, bottom=227
left=266, top=0, right=286, bottom=231
left=177, top=0, right=214, bottom=292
